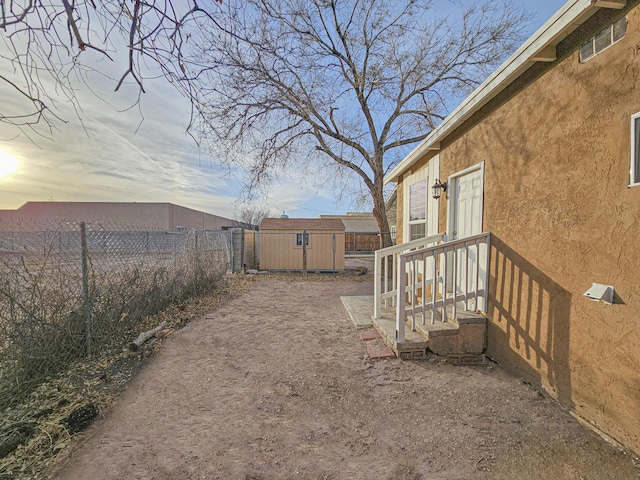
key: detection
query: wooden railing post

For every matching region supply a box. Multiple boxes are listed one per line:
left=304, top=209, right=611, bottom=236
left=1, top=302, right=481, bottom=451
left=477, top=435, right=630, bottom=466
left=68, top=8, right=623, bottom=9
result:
left=373, top=232, right=445, bottom=324
left=374, top=249, right=382, bottom=319
left=482, top=234, right=491, bottom=312
left=396, top=255, right=406, bottom=343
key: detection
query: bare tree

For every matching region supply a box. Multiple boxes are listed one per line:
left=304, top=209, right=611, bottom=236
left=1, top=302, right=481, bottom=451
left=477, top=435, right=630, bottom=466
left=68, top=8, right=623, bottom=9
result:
left=193, top=0, right=532, bottom=247
left=0, top=0, right=222, bottom=130
left=234, top=205, right=272, bottom=229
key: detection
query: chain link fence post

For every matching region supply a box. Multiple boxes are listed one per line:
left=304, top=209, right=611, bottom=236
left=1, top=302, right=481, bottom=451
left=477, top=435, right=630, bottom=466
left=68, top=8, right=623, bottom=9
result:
left=194, top=231, right=200, bottom=291
left=80, top=222, right=91, bottom=357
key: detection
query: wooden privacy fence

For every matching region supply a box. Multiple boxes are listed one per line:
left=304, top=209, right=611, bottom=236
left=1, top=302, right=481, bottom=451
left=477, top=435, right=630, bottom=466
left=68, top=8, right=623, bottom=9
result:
left=345, top=232, right=381, bottom=253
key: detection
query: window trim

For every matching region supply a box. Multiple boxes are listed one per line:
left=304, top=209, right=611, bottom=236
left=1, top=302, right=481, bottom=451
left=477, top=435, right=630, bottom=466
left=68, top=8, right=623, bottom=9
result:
left=408, top=177, right=428, bottom=241
left=579, top=17, right=627, bottom=63
left=401, top=156, right=440, bottom=243
left=631, top=112, right=640, bottom=188
left=295, top=232, right=310, bottom=247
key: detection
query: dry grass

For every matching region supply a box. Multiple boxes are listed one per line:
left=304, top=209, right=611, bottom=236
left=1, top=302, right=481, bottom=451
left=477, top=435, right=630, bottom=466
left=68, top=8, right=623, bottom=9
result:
left=0, top=278, right=255, bottom=480
left=260, top=270, right=373, bottom=283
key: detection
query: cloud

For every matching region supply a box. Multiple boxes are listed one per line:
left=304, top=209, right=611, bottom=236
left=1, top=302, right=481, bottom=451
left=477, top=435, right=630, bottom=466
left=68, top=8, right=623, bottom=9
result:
left=0, top=22, right=366, bottom=220
left=0, top=65, right=244, bottom=216
left=0, top=65, right=354, bottom=219
left=0, top=0, right=568, bottom=222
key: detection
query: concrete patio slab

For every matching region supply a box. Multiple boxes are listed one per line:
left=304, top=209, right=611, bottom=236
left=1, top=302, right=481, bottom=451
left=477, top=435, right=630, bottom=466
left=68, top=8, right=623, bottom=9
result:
left=340, top=295, right=374, bottom=329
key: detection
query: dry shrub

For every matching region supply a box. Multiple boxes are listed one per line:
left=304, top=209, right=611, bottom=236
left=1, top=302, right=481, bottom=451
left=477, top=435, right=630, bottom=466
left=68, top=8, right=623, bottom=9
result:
left=0, top=221, right=231, bottom=477
left=0, top=277, right=254, bottom=480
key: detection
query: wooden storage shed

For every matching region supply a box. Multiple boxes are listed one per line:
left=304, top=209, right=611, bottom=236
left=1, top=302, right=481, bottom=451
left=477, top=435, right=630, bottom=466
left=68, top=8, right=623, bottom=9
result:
left=258, top=218, right=345, bottom=272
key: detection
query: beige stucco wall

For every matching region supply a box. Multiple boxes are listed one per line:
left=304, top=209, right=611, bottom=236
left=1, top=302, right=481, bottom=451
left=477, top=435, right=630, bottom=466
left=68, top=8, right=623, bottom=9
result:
left=397, top=4, right=640, bottom=453
left=259, top=229, right=345, bottom=271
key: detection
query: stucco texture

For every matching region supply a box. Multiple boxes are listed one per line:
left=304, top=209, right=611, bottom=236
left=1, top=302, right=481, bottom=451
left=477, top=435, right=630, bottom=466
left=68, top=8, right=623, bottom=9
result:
left=400, top=5, right=640, bottom=453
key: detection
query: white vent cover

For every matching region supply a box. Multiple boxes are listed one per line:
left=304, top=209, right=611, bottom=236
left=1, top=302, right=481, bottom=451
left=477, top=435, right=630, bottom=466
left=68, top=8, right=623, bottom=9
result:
left=583, top=283, right=614, bottom=305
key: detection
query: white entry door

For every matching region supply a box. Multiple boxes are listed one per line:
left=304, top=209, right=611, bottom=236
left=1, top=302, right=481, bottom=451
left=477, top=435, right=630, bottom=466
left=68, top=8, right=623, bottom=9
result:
left=452, top=168, right=483, bottom=239
left=449, top=165, right=485, bottom=309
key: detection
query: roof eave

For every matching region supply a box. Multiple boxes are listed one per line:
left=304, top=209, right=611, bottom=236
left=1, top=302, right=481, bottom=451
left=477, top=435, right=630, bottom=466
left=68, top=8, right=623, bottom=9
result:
left=384, top=0, right=623, bottom=184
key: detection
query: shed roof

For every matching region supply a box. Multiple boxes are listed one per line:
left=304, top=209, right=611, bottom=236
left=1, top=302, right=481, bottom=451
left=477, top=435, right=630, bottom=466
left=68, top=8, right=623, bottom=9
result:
left=385, top=0, right=626, bottom=183
left=259, top=218, right=345, bottom=230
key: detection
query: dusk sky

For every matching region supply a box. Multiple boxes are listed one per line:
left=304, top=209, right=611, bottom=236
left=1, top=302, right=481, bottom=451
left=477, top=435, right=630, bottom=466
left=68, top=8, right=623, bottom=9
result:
left=0, top=0, right=567, bottom=220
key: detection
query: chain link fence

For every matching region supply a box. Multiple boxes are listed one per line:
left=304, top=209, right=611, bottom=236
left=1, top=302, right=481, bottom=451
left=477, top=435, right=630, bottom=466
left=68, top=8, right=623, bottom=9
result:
left=0, top=218, right=231, bottom=411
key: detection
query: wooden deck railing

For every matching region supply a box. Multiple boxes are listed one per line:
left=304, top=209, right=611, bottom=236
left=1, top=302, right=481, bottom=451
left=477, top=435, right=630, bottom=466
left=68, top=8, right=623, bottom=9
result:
left=394, top=233, right=491, bottom=342
left=373, top=233, right=445, bottom=319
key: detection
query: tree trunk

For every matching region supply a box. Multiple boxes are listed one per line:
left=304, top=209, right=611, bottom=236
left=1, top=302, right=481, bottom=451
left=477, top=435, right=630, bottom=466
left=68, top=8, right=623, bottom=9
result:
left=371, top=176, right=392, bottom=249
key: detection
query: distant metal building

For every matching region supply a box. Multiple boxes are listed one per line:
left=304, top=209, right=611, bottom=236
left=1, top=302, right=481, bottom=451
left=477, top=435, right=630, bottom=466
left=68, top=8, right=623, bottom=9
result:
left=0, top=202, right=234, bottom=231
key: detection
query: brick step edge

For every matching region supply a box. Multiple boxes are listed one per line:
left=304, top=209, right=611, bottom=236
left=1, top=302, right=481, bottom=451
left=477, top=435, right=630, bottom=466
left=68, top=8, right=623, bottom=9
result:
left=443, top=353, right=486, bottom=365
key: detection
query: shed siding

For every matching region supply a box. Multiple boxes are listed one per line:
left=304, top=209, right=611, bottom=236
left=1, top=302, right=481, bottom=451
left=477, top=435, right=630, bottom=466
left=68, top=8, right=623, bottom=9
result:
left=259, top=230, right=345, bottom=271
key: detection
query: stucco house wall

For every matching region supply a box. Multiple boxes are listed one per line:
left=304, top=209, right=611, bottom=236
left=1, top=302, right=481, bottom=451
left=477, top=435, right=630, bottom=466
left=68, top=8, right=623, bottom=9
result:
left=396, top=2, right=640, bottom=453
left=259, top=218, right=345, bottom=271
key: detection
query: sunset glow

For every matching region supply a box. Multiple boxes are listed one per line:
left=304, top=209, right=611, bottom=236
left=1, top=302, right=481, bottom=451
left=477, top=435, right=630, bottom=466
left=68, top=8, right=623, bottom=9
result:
left=0, top=149, right=19, bottom=180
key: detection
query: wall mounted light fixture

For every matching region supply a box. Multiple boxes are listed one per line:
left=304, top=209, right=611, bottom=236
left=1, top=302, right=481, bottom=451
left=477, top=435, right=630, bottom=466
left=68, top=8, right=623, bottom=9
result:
left=432, top=179, right=447, bottom=200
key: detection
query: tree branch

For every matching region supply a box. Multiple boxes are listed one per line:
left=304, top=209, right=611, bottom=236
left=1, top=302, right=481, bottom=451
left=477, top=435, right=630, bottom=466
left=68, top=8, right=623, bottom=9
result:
left=115, top=0, right=145, bottom=92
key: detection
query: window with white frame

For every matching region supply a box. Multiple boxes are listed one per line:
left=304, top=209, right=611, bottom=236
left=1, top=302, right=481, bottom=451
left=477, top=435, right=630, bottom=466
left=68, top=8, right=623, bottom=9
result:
left=579, top=17, right=627, bottom=62
left=408, top=178, right=427, bottom=240
left=631, top=112, right=640, bottom=186
left=390, top=225, right=396, bottom=240
left=295, top=232, right=310, bottom=246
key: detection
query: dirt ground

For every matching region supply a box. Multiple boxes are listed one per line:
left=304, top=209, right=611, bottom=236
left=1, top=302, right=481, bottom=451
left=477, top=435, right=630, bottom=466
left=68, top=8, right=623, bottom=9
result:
left=53, top=278, right=639, bottom=480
